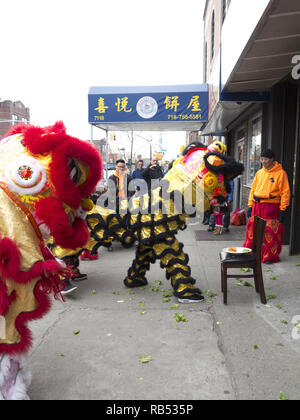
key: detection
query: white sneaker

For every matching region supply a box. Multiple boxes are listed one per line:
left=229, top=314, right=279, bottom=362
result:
left=178, top=295, right=205, bottom=304
left=61, top=279, right=78, bottom=295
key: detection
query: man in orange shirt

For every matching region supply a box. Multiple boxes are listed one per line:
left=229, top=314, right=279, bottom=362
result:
left=244, top=149, right=291, bottom=264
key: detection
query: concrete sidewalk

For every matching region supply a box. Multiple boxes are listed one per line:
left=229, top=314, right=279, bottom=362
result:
left=28, top=219, right=300, bottom=400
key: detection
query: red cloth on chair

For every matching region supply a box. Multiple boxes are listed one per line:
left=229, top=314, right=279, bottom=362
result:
left=243, top=203, right=284, bottom=263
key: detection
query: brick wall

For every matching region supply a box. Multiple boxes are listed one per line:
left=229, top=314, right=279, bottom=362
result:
left=204, top=0, right=229, bottom=82
left=0, top=100, right=30, bottom=138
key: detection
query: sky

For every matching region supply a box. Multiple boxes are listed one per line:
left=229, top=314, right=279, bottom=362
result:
left=1, top=0, right=205, bottom=161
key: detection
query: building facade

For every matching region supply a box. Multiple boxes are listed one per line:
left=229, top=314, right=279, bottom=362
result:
left=202, top=0, right=300, bottom=254
left=0, top=100, right=30, bottom=138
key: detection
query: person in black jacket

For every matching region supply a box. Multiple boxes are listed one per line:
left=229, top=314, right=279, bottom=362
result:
left=142, top=158, right=163, bottom=195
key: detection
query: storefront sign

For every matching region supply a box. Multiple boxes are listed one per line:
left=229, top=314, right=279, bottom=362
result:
left=88, top=86, right=208, bottom=124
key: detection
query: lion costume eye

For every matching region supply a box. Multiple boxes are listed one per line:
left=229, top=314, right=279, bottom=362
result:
left=68, top=158, right=90, bottom=188
left=68, top=159, right=82, bottom=184
left=4, top=156, right=47, bottom=195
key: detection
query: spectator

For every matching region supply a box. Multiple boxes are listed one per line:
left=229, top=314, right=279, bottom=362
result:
left=142, top=158, right=163, bottom=194
left=108, top=159, right=134, bottom=207
left=223, top=179, right=234, bottom=233
left=107, top=159, right=134, bottom=252
left=132, top=159, right=147, bottom=195
left=208, top=180, right=234, bottom=233
left=244, top=149, right=291, bottom=264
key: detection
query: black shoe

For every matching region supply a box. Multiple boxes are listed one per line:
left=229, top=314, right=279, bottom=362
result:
left=61, top=279, right=78, bottom=295
left=223, top=228, right=230, bottom=233
left=72, top=273, right=88, bottom=281
left=264, top=260, right=273, bottom=265
left=207, top=227, right=214, bottom=232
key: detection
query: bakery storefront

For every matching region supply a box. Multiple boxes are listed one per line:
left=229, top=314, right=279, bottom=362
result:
left=201, top=0, right=300, bottom=254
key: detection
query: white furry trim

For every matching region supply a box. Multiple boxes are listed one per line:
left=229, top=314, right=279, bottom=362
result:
left=0, top=355, right=11, bottom=387
left=0, top=133, right=23, bottom=147
left=10, top=369, right=31, bottom=400
left=0, top=354, right=31, bottom=400
left=4, top=156, right=47, bottom=196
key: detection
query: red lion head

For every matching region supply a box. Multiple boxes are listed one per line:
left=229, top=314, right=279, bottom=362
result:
left=2, top=121, right=103, bottom=249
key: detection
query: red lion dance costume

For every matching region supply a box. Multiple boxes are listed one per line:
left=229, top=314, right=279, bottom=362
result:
left=0, top=122, right=102, bottom=400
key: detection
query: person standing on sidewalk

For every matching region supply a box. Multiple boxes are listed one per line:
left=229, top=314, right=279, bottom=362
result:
left=244, top=149, right=291, bottom=264
left=142, top=158, right=163, bottom=196
left=108, top=159, right=134, bottom=208
left=223, top=179, right=234, bottom=233
left=107, top=159, right=134, bottom=251
left=132, top=159, right=147, bottom=196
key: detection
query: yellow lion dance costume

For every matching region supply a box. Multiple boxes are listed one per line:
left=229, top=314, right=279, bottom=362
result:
left=51, top=140, right=243, bottom=303
left=0, top=122, right=102, bottom=400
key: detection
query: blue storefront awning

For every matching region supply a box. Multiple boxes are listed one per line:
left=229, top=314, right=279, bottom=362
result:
left=88, top=84, right=208, bottom=131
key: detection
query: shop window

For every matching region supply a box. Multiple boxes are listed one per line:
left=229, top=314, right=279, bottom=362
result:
left=247, top=116, right=262, bottom=185
left=12, top=114, right=18, bottom=125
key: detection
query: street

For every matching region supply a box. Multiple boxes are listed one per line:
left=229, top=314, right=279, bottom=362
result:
left=28, top=219, right=300, bottom=400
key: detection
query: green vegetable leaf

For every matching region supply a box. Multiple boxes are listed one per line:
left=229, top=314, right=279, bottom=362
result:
left=170, top=304, right=179, bottom=309
left=244, top=282, right=254, bottom=288
left=149, top=286, right=160, bottom=292
left=138, top=355, right=152, bottom=364
left=174, top=313, right=188, bottom=323
left=269, top=276, right=277, bottom=281
left=73, top=330, right=80, bottom=335
left=267, top=294, right=277, bottom=301
left=204, top=289, right=217, bottom=298
left=162, top=290, right=173, bottom=298
left=279, top=391, right=288, bottom=400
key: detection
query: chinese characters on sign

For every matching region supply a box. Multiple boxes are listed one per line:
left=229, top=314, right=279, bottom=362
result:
left=89, top=90, right=208, bottom=123
left=164, top=96, right=180, bottom=112
left=115, top=97, right=132, bottom=113
left=94, top=98, right=108, bottom=114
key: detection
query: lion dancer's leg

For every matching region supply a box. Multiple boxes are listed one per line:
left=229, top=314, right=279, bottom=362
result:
left=124, top=244, right=156, bottom=288
left=152, top=236, right=204, bottom=303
